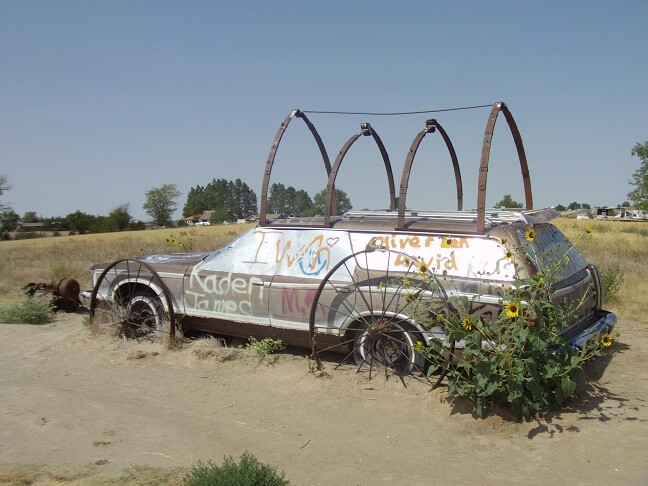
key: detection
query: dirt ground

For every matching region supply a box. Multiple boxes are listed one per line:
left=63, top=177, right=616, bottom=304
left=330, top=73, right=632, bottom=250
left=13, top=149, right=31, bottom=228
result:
left=1, top=313, right=646, bottom=485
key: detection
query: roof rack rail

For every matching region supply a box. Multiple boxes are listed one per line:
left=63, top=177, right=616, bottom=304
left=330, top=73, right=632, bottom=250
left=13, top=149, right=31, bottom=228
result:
left=344, top=207, right=559, bottom=227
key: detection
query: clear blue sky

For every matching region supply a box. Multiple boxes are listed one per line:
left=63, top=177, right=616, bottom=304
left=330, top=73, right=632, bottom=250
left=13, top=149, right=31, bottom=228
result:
left=1, top=0, right=647, bottom=221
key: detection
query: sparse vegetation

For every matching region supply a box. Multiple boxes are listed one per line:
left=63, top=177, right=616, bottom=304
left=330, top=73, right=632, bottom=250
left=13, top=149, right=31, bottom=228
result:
left=0, top=297, right=54, bottom=324
left=245, top=337, right=286, bottom=358
left=185, top=451, right=289, bottom=486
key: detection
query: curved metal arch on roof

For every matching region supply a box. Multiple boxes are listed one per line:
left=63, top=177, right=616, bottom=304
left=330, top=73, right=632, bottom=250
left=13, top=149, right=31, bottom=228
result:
left=323, top=123, right=396, bottom=227
left=476, top=102, right=533, bottom=233
left=259, top=109, right=333, bottom=225
left=397, top=119, right=462, bottom=229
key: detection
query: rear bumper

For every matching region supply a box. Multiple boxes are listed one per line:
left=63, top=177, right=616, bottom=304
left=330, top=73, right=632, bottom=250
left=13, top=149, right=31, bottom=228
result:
left=566, top=310, right=617, bottom=350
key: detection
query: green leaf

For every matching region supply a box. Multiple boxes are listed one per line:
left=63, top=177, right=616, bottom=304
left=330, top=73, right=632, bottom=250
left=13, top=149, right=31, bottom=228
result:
left=560, top=377, right=577, bottom=398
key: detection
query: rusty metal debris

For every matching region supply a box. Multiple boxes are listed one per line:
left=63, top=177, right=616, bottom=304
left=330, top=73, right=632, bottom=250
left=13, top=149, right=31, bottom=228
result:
left=22, top=278, right=83, bottom=312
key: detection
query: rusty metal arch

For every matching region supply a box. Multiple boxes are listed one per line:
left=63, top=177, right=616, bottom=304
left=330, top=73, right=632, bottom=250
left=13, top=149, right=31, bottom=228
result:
left=397, top=119, right=462, bottom=229
left=259, top=109, right=333, bottom=225
left=323, top=123, right=396, bottom=226
left=476, top=102, right=533, bottom=233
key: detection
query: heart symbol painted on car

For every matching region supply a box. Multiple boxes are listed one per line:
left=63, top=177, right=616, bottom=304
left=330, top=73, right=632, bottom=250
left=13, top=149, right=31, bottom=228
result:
left=326, top=237, right=340, bottom=247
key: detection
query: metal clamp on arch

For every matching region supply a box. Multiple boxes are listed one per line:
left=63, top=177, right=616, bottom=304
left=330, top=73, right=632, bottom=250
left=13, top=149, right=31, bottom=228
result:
left=259, top=109, right=333, bottom=225
left=476, top=102, right=533, bottom=233
left=397, top=118, right=462, bottom=229
left=323, top=122, right=396, bottom=227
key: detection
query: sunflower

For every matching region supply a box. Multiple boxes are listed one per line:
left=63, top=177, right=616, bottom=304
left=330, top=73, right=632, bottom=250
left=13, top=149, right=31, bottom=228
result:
left=461, top=318, right=473, bottom=331
left=504, top=251, right=513, bottom=260
left=418, top=261, right=430, bottom=274
left=441, top=237, right=453, bottom=248
left=414, top=341, right=425, bottom=353
left=504, top=301, right=520, bottom=319
left=601, top=333, right=613, bottom=348
left=525, top=227, right=535, bottom=241
left=499, top=237, right=508, bottom=245
left=405, top=294, right=415, bottom=304
left=586, top=227, right=593, bottom=234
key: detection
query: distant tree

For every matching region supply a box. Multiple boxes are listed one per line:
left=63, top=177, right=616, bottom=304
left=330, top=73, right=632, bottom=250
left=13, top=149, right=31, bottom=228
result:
left=309, top=188, right=353, bottom=216
left=267, top=183, right=313, bottom=216
left=144, top=184, right=181, bottom=226
left=64, top=210, right=97, bottom=234
left=183, top=184, right=208, bottom=217
left=620, top=201, right=630, bottom=208
left=581, top=203, right=591, bottom=209
left=0, top=208, right=19, bottom=232
left=0, top=174, right=11, bottom=211
left=567, top=202, right=581, bottom=211
left=105, top=204, right=132, bottom=231
left=21, top=211, right=39, bottom=223
left=183, top=178, right=257, bottom=223
left=628, top=141, right=648, bottom=210
left=494, top=194, right=523, bottom=209
left=555, top=204, right=566, bottom=212
left=230, top=179, right=258, bottom=219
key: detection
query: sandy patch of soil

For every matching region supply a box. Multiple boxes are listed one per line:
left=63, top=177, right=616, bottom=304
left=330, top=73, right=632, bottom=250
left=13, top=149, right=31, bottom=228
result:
left=1, top=313, right=646, bottom=485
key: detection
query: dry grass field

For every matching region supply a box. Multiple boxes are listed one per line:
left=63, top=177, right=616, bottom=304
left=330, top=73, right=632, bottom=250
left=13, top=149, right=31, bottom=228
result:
left=0, top=224, right=254, bottom=301
left=0, top=218, right=647, bottom=485
left=0, top=218, right=644, bottom=327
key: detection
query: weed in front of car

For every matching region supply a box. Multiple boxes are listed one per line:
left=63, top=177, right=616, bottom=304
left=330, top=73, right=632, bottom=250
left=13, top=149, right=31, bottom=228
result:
left=185, top=451, right=289, bottom=486
left=245, top=337, right=286, bottom=358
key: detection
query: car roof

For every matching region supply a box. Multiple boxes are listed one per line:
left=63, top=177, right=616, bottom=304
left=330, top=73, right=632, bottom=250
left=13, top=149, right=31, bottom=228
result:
left=262, top=207, right=560, bottom=235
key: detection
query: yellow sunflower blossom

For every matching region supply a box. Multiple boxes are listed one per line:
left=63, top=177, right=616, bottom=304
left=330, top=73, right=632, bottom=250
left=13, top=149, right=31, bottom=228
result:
left=461, top=318, right=473, bottom=331
left=503, top=301, right=520, bottom=319
left=417, top=261, right=429, bottom=274
left=504, top=251, right=513, bottom=260
left=585, top=227, right=593, bottom=234
left=414, top=341, right=425, bottom=353
left=441, top=237, right=453, bottom=248
left=601, top=333, right=613, bottom=348
left=525, top=227, right=535, bottom=241
left=499, top=237, right=508, bottom=245
left=405, top=294, right=415, bottom=304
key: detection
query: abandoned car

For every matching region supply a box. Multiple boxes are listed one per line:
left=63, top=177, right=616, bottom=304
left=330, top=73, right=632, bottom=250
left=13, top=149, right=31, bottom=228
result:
left=87, top=103, right=617, bottom=375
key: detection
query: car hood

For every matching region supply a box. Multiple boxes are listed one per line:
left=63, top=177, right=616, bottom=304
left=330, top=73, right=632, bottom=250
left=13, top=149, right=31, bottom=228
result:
left=137, top=252, right=210, bottom=266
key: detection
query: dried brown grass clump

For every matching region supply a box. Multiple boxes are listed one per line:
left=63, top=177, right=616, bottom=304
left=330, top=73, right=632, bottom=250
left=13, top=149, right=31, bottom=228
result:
left=189, top=335, right=244, bottom=362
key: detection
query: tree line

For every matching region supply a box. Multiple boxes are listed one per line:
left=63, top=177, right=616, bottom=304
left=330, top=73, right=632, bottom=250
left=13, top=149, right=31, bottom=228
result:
left=2, top=140, right=647, bottom=238
left=0, top=176, right=354, bottom=238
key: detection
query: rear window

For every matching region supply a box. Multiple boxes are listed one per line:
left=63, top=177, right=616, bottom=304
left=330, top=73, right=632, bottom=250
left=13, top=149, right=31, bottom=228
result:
left=518, top=223, right=587, bottom=280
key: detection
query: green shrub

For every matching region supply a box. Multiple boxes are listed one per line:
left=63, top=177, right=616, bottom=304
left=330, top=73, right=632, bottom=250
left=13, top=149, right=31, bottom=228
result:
left=417, top=272, right=609, bottom=421
left=598, top=262, right=624, bottom=303
left=409, top=229, right=613, bottom=421
left=245, top=337, right=285, bottom=357
left=0, top=298, right=54, bottom=324
left=185, top=451, right=289, bottom=486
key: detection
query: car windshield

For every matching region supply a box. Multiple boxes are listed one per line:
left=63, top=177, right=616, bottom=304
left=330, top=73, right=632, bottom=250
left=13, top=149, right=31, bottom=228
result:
left=518, top=223, right=588, bottom=280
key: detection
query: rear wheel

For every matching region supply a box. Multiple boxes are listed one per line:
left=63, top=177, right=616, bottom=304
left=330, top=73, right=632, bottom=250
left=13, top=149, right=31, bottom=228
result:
left=309, top=248, right=448, bottom=380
